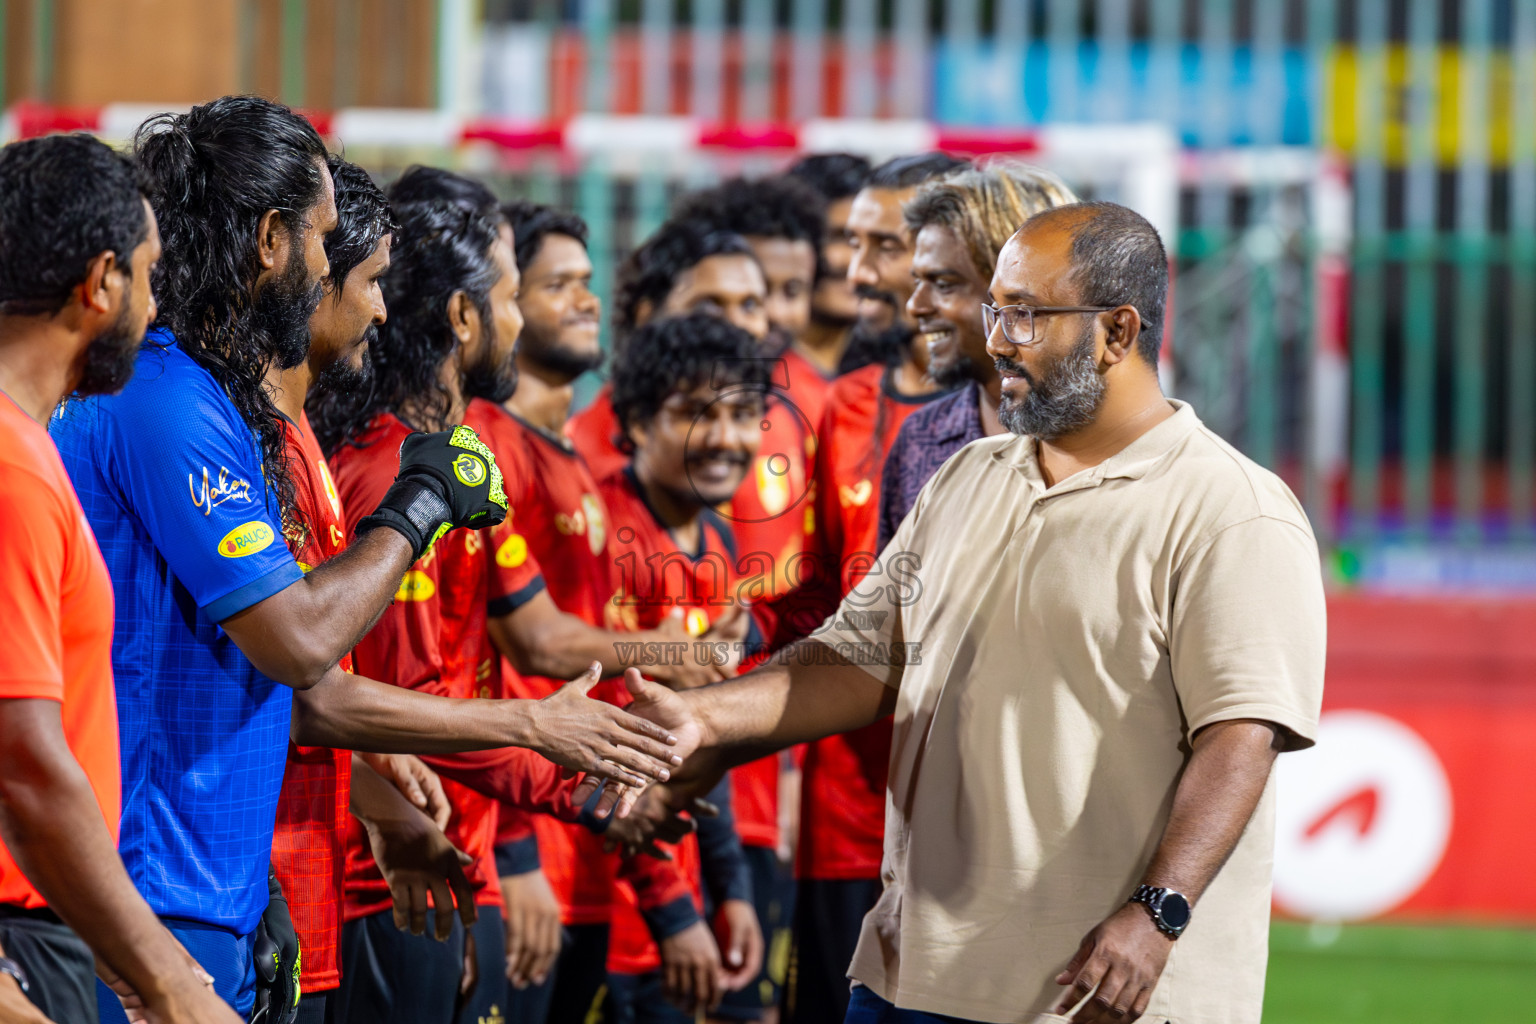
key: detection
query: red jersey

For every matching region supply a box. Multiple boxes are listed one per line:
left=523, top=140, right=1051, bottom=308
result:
left=780, top=347, right=830, bottom=433
left=607, top=836, right=702, bottom=975
left=718, top=351, right=828, bottom=848
left=797, top=365, right=950, bottom=880
left=598, top=467, right=775, bottom=847
left=600, top=466, right=746, bottom=968
left=475, top=398, right=625, bottom=925
left=331, top=412, right=581, bottom=921
left=566, top=385, right=627, bottom=484
left=728, top=350, right=827, bottom=606
left=271, top=412, right=353, bottom=991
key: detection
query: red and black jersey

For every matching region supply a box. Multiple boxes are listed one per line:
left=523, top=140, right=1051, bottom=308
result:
left=600, top=465, right=746, bottom=639
left=475, top=398, right=627, bottom=926
left=566, top=384, right=627, bottom=485
left=272, top=411, right=352, bottom=992
left=330, top=412, right=583, bottom=922
left=727, top=348, right=829, bottom=606
left=797, top=365, right=951, bottom=881
left=608, top=835, right=702, bottom=975
left=475, top=400, right=613, bottom=628
left=780, top=347, right=830, bottom=434
left=600, top=466, right=750, bottom=968
left=599, top=468, right=779, bottom=852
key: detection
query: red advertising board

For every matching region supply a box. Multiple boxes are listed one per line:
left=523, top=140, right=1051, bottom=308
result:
left=1272, top=595, right=1536, bottom=923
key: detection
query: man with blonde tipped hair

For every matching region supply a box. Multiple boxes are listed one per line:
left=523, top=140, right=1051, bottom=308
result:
left=877, top=163, right=1078, bottom=548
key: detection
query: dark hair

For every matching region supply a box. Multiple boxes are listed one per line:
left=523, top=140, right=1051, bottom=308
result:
left=612, top=219, right=757, bottom=340
left=785, top=152, right=871, bottom=203
left=0, top=134, right=149, bottom=316
left=134, top=94, right=329, bottom=518
left=610, top=313, right=772, bottom=453
left=866, top=152, right=970, bottom=190
left=389, top=166, right=499, bottom=220
left=672, top=176, right=824, bottom=248
left=308, top=197, right=502, bottom=454
left=1026, top=201, right=1169, bottom=364
left=501, top=199, right=588, bottom=271
left=325, top=157, right=396, bottom=292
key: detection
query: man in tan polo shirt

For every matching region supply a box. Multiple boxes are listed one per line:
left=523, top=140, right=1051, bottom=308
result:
left=621, top=200, right=1325, bottom=1024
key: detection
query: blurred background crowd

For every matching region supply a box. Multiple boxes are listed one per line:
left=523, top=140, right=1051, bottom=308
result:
left=3, top=2, right=1534, bottom=1020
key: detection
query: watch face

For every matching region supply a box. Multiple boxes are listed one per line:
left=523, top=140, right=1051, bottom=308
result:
left=1159, top=892, right=1192, bottom=930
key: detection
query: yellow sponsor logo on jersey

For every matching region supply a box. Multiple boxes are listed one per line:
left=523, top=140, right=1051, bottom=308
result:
left=496, top=533, right=528, bottom=568
left=395, top=569, right=436, bottom=602
left=218, top=521, right=275, bottom=558
left=756, top=455, right=791, bottom=516
left=839, top=479, right=873, bottom=508
left=685, top=608, right=710, bottom=637
left=583, top=493, right=607, bottom=555
left=317, top=459, right=342, bottom=518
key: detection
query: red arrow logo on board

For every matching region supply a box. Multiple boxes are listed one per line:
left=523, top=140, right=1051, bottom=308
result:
left=1303, top=785, right=1380, bottom=841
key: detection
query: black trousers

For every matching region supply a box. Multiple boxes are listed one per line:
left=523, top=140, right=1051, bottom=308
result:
left=718, top=845, right=795, bottom=1021
left=783, top=878, right=883, bottom=1024
left=545, top=923, right=609, bottom=1024
left=334, top=908, right=465, bottom=1024
left=459, top=903, right=506, bottom=1024
left=294, top=990, right=331, bottom=1024
left=604, top=969, right=692, bottom=1024
left=0, top=906, right=97, bottom=1024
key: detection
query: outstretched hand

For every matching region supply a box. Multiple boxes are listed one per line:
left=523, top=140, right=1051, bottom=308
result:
left=525, top=662, right=683, bottom=789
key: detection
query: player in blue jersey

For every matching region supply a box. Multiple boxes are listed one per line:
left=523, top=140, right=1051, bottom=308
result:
left=0, top=133, right=243, bottom=1024
left=50, top=97, right=682, bottom=1021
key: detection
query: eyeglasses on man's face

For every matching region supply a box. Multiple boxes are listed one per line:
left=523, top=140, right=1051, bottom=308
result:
left=981, top=302, right=1120, bottom=347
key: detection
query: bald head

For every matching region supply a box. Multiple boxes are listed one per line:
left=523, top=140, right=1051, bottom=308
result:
left=1015, top=201, right=1168, bottom=365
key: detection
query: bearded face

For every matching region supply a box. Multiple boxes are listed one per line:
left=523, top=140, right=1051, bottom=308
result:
left=996, top=324, right=1107, bottom=441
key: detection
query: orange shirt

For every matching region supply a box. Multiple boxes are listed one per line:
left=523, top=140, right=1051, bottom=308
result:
left=0, top=395, right=121, bottom=909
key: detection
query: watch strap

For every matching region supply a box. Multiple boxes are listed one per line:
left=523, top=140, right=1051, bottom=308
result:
left=1129, top=884, right=1189, bottom=939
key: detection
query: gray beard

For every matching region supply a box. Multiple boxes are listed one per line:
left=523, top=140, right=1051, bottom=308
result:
left=997, top=330, right=1106, bottom=441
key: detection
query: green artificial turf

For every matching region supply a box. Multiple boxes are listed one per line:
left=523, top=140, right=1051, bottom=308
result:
left=1263, top=921, right=1536, bottom=1022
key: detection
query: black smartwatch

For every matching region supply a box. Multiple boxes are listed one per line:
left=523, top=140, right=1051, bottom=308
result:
left=0, top=955, right=29, bottom=993
left=1129, top=884, right=1192, bottom=939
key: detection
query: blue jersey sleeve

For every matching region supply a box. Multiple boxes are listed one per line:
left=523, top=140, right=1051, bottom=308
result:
left=99, top=343, right=302, bottom=621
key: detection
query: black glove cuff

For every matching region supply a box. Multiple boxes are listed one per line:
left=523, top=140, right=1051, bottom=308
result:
left=357, top=478, right=452, bottom=561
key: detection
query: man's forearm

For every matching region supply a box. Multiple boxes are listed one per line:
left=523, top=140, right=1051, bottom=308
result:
left=689, top=639, right=895, bottom=763
left=223, top=527, right=414, bottom=688
left=421, top=749, right=578, bottom=820
left=0, top=702, right=188, bottom=1004
left=292, top=665, right=537, bottom=752
left=491, top=611, right=625, bottom=681
left=349, top=752, right=429, bottom=824
left=1139, top=719, right=1284, bottom=903
left=491, top=606, right=697, bottom=682
left=288, top=528, right=415, bottom=653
